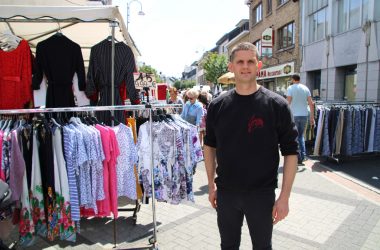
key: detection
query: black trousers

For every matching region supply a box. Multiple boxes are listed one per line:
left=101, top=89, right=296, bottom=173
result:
left=216, top=189, right=275, bottom=250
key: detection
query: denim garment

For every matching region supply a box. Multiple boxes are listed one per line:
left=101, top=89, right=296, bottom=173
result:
left=294, top=116, right=308, bottom=161
left=367, top=108, right=376, bottom=152
left=341, top=109, right=353, bottom=156
left=374, top=108, right=380, bottom=151
left=365, top=108, right=371, bottom=150
left=329, top=108, right=340, bottom=154
left=351, top=109, right=363, bottom=155
left=321, top=109, right=331, bottom=157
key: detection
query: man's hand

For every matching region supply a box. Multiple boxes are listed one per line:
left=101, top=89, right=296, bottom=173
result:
left=272, top=197, right=289, bottom=225
left=208, top=183, right=217, bottom=209
left=310, top=116, right=315, bottom=126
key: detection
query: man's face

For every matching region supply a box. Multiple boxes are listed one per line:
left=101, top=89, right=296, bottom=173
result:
left=228, top=50, right=258, bottom=84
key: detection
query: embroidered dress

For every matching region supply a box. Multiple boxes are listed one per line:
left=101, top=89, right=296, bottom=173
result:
left=52, top=126, right=76, bottom=241
left=113, top=123, right=138, bottom=199
left=36, top=122, right=59, bottom=241
left=11, top=130, right=35, bottom=246
left=30, top=129, right=47, bottom=237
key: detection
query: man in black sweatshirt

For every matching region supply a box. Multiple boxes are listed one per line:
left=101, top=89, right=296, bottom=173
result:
left=204, top=42, right=298, bottom=250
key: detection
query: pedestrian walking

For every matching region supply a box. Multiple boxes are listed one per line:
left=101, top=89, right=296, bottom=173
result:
left=197, top=93, right=209, bottom=148
left=181, top=88, right=203, bottom=127
left=286, top=74, right=315, bottom=165
left=204, top=42, right=299, bottom=250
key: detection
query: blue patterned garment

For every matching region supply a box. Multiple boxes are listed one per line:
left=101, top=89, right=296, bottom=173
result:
left=62, top=126, right=80, bottom=222
left=113, top=123, right=138, bottom=200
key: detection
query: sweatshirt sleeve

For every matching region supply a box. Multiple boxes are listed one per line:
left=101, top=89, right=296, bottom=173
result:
left=277, top=101, right=299, bottom=156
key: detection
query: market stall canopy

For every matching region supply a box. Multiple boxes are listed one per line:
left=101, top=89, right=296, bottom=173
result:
left=218, top=72, right=235, bottom=85
left=0, top=4, right=141, bottom=67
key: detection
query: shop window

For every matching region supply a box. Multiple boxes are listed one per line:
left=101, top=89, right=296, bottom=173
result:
left=252, top=3, right=263, bottom=25
left=278, top=22, right=294, bottom=49
left=343, top=65, right=357, bottom=101
left=308, top=70, right=321, bottom=100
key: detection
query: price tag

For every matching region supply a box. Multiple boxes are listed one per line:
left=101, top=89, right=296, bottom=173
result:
left=133, top=72, right=156, bottom=89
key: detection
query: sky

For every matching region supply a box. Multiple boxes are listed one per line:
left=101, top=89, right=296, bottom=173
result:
left=114, top=0, right=249, bottom=78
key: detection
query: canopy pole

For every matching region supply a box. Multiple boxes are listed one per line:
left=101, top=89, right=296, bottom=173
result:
left=110, top=21, right=117, bottom=127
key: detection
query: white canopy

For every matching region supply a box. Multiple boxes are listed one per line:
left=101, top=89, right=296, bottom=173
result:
left=0, top=4, right=141, bottom=66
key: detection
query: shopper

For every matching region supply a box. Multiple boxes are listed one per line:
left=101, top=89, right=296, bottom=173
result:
left=180, top=88, right=203, bottom=127
left=167, top=86, right=184, bottom=113
left=286, top=74, right=315, bottom=164
left=204, top=42, right=298, bottom=250
left=197, top=93, right=209, bottom=148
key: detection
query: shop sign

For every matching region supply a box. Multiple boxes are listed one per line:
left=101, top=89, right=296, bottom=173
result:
left=133, top=72, right=156, bottom=89
left=261, top=28, right=273, bottom=47
left=257, top=62, right=294, bottom=80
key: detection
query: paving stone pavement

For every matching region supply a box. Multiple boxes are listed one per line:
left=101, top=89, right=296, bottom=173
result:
left=3, top=156, right=380, bottom=249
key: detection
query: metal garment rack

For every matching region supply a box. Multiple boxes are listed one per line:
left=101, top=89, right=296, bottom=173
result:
left=0, top=103, right=181, bottom=250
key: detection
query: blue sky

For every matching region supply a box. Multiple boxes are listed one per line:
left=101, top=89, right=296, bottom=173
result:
left=114, top=0, right=249, bottom=78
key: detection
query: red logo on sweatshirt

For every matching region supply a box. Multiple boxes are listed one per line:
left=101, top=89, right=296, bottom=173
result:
left=248, top=116, right=264, bottom=133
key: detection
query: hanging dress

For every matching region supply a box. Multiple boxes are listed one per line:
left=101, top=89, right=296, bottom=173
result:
left=112, top=123, right=138, bottom=199
left=85, top=39, right=139, bottom=125
left=52, top=126, right=76, bottom=241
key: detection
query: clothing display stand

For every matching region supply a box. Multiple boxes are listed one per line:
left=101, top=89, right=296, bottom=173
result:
left=0, top=103, right=181, bottom=250
left=314, top=101, right=380, bottom=163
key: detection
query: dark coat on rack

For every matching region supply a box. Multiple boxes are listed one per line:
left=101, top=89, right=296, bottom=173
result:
left=32, top=34, right=86, bottom=108
left=85, top=39, right=139, bottom=125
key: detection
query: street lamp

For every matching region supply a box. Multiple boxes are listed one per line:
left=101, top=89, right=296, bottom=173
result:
left=127, top=0, right=145, bottom=30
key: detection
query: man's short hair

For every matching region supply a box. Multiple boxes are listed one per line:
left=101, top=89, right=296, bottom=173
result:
left=291, top=74, right=300, bottom=81
left=229, top=42, right=259, bottom=62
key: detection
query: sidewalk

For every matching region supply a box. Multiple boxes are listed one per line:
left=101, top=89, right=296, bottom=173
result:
left=4, top=157, right=380, bottom=249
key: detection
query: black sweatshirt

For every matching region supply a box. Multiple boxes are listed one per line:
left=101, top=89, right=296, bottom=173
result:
left=204, top=87, right=298, bottom=191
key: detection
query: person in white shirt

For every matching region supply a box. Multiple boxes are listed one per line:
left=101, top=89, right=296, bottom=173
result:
left=286, top=74, right=315, bottom=164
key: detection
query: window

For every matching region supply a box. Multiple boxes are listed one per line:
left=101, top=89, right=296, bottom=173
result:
left=252, top=3, right=263, bottom=25
left=267, top=0, right=272, bottom=14
left=254, top=40, right=262, bottom=57
left=309, top=8, right=327, bottom=42
left=337, top=0, right=369, bottom=33
left=277, top=0, right=288, bottom=6
left=278, top=22, right=294, bottom=49
left=376, top=0, right=380, bottom=20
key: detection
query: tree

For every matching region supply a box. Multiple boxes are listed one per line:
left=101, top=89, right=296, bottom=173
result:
left=200, top=52, right=228, bottom=85
left=174, top=79, right=196, bottom=90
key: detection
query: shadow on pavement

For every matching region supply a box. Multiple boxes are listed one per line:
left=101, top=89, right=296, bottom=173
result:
left=194, top=185, right=208, bottom=196
left=309, top=155, right=380, bottom=190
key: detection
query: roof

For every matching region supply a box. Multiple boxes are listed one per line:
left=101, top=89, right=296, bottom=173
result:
left=0, top=4, right=141, bottom=66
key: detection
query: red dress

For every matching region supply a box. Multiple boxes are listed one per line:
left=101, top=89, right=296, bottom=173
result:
left=0, top=40, right=32, bottom=109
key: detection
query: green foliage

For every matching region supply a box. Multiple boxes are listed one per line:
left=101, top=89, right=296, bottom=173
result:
left=200, top=52, right=229, bottom=85
left=174, top=80, right=196, bottom=90
left=139, top=64, right=163, bottom=83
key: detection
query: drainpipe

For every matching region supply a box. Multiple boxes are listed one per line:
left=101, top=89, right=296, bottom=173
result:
left=325, top=35, right=330, bottom=101
left=363, top=20, right=371, bottom=102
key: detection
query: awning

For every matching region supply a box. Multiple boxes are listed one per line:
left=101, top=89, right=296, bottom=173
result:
left=217, top=72, right=235, bottom=85
left=0, top=5, right=141, bottom=66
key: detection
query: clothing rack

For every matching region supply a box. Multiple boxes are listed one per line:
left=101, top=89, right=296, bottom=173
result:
left=314, top=101, right=380, bottom=163
left=0, top=103, right=182, bottom=250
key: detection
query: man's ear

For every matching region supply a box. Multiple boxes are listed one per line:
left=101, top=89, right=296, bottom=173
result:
left=228, top=62, right=233, bottom=72
left=257, top=61, right=262, bottom=71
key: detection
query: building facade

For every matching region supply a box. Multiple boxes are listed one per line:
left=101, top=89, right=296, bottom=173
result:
left=247, top=0, right=301, bottom=96
left=301, top=0, right=380, bottom=102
